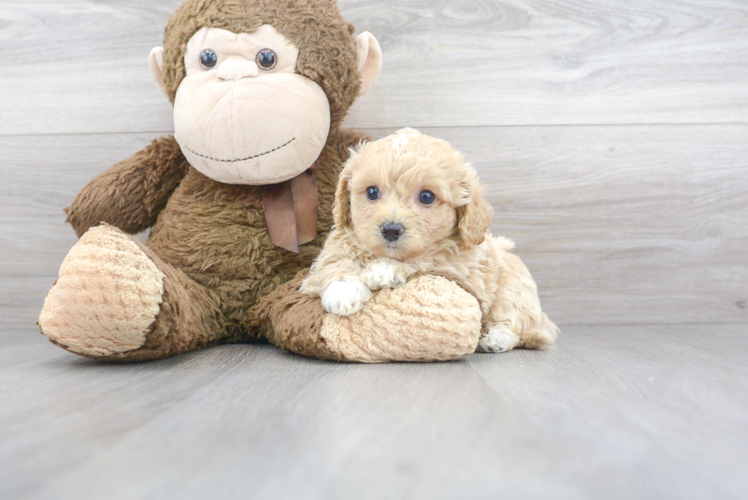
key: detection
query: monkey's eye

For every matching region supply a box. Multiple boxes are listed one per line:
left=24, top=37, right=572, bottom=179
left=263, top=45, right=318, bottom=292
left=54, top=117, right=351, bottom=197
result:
left=256, top=49, right=277, bottom=70
left=418, top=190, right=436, bottom=205
left=200, top=49, right=218, bottom=69
left=366, top=186, right=380, bottom=201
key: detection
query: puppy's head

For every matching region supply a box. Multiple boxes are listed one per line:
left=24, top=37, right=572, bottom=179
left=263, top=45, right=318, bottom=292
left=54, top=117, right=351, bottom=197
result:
left=333, top=128, right=493, bottom=261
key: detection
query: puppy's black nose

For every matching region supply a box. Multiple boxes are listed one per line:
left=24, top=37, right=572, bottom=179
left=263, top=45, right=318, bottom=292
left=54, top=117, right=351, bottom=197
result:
left=381, top=222, right=405, bottom=242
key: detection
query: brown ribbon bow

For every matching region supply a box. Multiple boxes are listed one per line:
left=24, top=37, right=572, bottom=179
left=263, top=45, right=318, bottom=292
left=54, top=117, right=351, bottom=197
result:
left=260, top=159, right=319, bottom=253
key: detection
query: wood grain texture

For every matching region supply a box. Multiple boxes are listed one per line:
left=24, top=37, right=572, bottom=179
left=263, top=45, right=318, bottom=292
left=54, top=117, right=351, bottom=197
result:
left=1, top=324, right=747, bottom=499
left=1, top=0, right=748, bottom=135
left=2, top=126, right=746, bottom=327
left=2, top=2, right=746, bottom=498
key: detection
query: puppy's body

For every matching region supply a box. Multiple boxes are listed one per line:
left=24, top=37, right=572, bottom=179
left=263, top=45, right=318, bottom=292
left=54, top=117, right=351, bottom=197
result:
left=301, top=129, right=557, bottom=352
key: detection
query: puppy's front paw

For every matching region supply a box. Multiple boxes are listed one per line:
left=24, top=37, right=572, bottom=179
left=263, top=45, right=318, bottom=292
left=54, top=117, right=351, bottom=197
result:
left=477, top=327, right=520, bottom=353
left=361, top=261, right=408, bottom=290
left=321, top=280, right=373, bottom=316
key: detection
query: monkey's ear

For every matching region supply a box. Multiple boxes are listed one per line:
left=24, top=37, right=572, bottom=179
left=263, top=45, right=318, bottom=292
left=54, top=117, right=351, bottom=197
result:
left=149, top=47, right=167, bottom=95
left=354, top=32, right=382, bottom=96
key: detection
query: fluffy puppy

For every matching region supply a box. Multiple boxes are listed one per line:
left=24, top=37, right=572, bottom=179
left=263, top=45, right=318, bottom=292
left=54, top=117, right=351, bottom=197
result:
left=301, top=129, right=558, bottom=352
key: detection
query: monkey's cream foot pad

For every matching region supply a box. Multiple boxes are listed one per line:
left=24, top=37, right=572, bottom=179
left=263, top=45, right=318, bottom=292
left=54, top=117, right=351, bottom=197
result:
left=320, top=275, right=482, bottom=363
left=38, top=225, right=165, bottom=357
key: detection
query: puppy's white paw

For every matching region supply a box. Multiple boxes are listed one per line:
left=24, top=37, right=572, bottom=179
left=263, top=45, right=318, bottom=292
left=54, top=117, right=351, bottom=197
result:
left=321, top=280, right=373, bottom=316
left=361, top=261, right=407, bottom=290
left=477, top=327, right=520, bottom=353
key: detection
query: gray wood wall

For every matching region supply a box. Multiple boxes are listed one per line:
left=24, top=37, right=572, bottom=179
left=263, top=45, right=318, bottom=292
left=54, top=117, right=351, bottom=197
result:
left=1, top=0, right=747, bottom=329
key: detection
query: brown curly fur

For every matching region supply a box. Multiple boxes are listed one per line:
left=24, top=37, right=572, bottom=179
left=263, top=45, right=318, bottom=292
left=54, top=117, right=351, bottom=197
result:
left=248, top=270, right=344, bottom=361
left=45, top=0, right=369, bottom=361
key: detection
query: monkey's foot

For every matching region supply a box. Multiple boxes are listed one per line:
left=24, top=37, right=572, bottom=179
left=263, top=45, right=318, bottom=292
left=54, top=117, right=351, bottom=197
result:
left=253, top=273, right=483, bottom=363
left=38, top=225, right=165, bottom=358
left=320, top=275, right=482, bottom=362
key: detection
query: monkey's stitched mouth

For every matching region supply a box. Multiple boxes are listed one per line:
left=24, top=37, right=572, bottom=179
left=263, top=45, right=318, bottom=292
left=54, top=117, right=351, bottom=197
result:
left=186, top=137, right=296, bottom=163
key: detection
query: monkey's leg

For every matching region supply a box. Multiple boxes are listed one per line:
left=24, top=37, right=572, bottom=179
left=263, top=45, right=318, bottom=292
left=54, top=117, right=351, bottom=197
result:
left=248, top=272, right=482, bottom=363
left=38, top=224, right=225, bottom=361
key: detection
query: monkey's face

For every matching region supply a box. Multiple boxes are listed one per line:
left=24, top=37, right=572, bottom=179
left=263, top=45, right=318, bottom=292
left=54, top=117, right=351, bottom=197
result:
left=172, top=26, right=331, bottom=185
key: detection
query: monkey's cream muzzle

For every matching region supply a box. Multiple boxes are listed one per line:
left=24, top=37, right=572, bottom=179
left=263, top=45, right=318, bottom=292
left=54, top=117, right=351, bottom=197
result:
left=216, top=60, right=260, bottom=80
left=147, top=23, right=381, bottom=251
left=172, top=26, right=331, bottom=186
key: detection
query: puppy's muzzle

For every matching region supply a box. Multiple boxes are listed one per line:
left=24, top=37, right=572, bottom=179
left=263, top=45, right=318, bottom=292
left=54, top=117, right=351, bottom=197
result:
left=381, top=222, right=405, bottom=242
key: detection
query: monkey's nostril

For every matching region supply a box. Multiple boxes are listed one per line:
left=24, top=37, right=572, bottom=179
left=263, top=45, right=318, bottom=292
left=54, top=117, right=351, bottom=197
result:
left=381, top=222, right=405, bottom=242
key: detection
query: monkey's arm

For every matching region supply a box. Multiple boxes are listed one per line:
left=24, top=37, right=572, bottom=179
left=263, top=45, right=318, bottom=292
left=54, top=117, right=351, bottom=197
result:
left=65, top=136, right=189, bottom=237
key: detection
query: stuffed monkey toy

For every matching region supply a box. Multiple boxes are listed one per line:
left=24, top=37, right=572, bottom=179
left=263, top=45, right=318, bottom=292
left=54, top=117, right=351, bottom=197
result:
left=38, top=0, right=481, bottom=363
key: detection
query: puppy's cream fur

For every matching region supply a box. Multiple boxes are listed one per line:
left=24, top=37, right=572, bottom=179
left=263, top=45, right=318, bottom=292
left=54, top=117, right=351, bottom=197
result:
left=301, top=129, right=558, bottom=352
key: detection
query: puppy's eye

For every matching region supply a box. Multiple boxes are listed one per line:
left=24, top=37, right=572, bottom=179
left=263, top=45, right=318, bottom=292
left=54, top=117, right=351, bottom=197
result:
left=366, top=186, right=380, bottom=201
left=418, top=190, right=436, bottom=205
left=200, top=49, right=218, bottom=69
left=256, top=49, right=277, bottom=70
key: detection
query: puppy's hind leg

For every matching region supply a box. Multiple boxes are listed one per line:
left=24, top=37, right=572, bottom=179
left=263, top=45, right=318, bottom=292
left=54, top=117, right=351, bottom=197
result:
left=517, top=313, right=559, bottom=349
left=480, top=251, right=557, bottom=352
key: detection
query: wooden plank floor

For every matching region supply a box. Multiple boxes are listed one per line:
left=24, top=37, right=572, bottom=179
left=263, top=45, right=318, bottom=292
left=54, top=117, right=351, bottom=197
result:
left=1, top=324, right=747, bottom=499
left=1, top=0, right=746, bottom=326
left=1, top=1, right=747, bottom=498
left=2, top=0, right=748, bottom=134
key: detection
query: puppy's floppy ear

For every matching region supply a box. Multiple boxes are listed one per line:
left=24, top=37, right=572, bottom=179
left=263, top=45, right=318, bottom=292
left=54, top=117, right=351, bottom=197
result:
left=332, top=161, right=354, bottom=230
left=457, top=169, right=494, bottom=249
